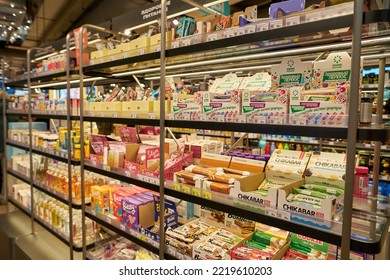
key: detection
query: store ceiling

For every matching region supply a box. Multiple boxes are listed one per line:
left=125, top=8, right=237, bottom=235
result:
left=0, top=0, right=268, bottom=79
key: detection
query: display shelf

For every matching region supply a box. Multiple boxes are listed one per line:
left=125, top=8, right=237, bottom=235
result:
left=322, top=140, right=390, bottom=151
left=165, top=120, right=390, bottom=142
left=31, top=112, right=80, bottom=120
left=7, top=168, right=31, bottom=184
left=6, top=139, right=30, bottom=151
left=5, top=110, right=28, bottom=117
left=83, top=115, right=160, bottom=126
left=32, top=146, right=80, bottom=165
left=263, top=137, right=319, bottom=146
left=5, top=70, right=79, bottom=88
left=8, top=197, right=32, bottom=217
left=84, top=160, right=159, bottom=193
left=164, top=182, right=389, bottom=254
left=32, top=181, right=86, bottom=209
left=369, top=174, right=390, bottom=182
left=85, top=207, right=160, bottom=256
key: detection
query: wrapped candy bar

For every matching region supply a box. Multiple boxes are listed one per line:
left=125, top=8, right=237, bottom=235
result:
left=203, top=181, right=232, bottom=194
left=292, top=187, right=337, bottom=200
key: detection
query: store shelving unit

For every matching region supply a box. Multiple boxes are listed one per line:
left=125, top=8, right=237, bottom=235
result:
left=3, top=1, right=390, bottom=260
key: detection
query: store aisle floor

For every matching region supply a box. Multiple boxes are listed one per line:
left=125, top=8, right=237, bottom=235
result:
left=0, top=203, right=16, bottom=215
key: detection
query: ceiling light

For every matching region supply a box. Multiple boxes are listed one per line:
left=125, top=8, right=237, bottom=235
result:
left=124, top=29, right=131, bottom=35
left=27, top=19, right=32, bottom=24
left=3, top=16, right=6, bottom=20
left=11, top=22, right=15, bottom=25
left=12, top=13, right=16, bottom=17
left=173, top=19, right=179, bottom=25
left=25, top=26, right=30, bottom=30
left=10, top=3, right=15, bottom=8
left=19, top=11, right=23, bottom=14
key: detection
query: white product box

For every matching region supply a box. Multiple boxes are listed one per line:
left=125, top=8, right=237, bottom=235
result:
left=172, top=92, right=202, bottom=120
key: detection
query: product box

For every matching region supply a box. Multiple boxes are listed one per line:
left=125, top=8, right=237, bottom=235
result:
left=224, top=213, right=255, bottom=237
left=202, top=74, right=243, bottom=122
left=91, top=185, right=110, bottom=214
left=117, top=36, right=151, bottom=55
left=150, top=31, right=172, bottom=52
left=151, top=100, right=172, bottom=115
left=112, top=188, right=139, bottom=220
left=99, top=101, right=122, bottom=112
left=288, top=233, right=329, bottom=260
left=241, top=72, right=289, bottom=124
left=172, top=92, right=203, bottom=120
left=269, top=0, right=305, bottom=19
left=12, top=183, right=30, bottom=200
left=169, top=198, right=197, bottom=224
left=199, top=206, right=226, bottom=228
left=270, top=56, right=312, bottom=89
left=121, top=195, right=154, bottom=230
left=142, top=195, right=179, bottom=241
left=104, top=185, right=121, bottom=215
left=121, top=100, right=153, bottom=117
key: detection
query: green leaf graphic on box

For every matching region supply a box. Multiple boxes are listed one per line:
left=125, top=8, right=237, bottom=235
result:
left=243, top=106, right=254, bottom=113
left=173, top=106, right=180, bottom=112
left=204, top=106, right=213, bottom=112
left=280, top=73, right=302, bottom=85
left=323, top=70, right=350, bottom=82
left=290, top=105, right=305, bottom=113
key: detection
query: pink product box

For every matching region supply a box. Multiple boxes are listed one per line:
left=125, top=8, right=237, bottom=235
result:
left=112, top=189, right=138, bottom=220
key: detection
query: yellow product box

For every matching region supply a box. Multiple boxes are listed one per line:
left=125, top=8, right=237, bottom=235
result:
left=104, top=185, right=121, bottom=216
left=90, top=49, right=109, bottom=59
left=89, top=102, right=102, bottom=111
left=118, top=36, right=150, bottom=53
left=151, top=100, right=172, bottom=114
left=198, top=152, right=231, bottom=167
left=100, top=102, right=122, bottom=112
left=121, top=100, right=153, bottom=116
left=150, top=31, right=172, bottom=52
left=91, top=185, right=110, bottom=214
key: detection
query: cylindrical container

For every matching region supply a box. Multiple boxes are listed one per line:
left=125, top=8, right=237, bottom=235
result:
left=360, top=93, right=372, bottom=125
left=354, top=166, right=369, bottom=198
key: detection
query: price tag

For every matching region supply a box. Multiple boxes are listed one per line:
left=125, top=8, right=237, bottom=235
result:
left=130, top=113, right=137, bottom=119
left=381, top=145, right=386, bottom=150
left=285, top=16, right=300, bottom=26
left=202, top=190, right=212, bottom=200
left=245, top=25, right=256, bottom=34
left=224, top=30, right=234, bottom=38
left=112, top=112, right=118, bottom=118
left=237, top=28, right=245, bottom=36
left=91, top=209, right=96, bottom=216
left=167, top=113, right=174, bottom=120
left=215, top=115, right=224, bottom=122
left=171, top=41, right=180, bottom=49
left=199, top=114, right=207, bottom=121
left=119, top=224, right=126, bottom=231
left=140, top=234, right=147, bottom=242
left=254, top=116, right=267, bottom=124
left=133, top=232, right=140, bottom=239
left=89, top=112, right=95, bottom=117
left=155, top=46, right=161, bottom=52
left=306, top=14, right=320, bottom=22
left=123, top=53, right=129, bottom=59
left=100, top=113, right=105, bottom=117
left=257, top=22, right=269, bottom=31
left=182, top=39, right=191, bottom=46
left=266, top=208, right=278, bottom=217
left=328, top=141, right=334, bottom=146
left=105, top=217, right=112, bottom=225
left=207, top=34, right=218, bottom=42
left=269, top=117, right=283, bottom=125
left=99, top=58, right=104, bottom=64
left=172, top=183, right=181, bottom=192
left=236, top=115, right=246, bottom=123
left=167, top=246, right=176, bottom=257
left=125, top=171, right=131, bottom=178
left=105, top=166, right=111, bottom=172
left=148, top=113, right=156, bottom=119
left=270, top=19, right=284, bottom=29
left=365, top=143, right=371, bottom=148
left=192, top=188, right=201, bottom=197
left=280, top=210, right=291, bottom=220
left=110, top=56, right=116, bottom=62
left=90, top=60, right=96, bottom=65
left=138, top=49, right=145, bottom=55
left=183, top=115, right=191, bottom=121
left=151, top=178, right=159, bottom=185
left=182, top=185, right=191, bottom=194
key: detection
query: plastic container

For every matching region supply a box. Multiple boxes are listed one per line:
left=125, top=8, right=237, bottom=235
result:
left=354, top=166, right=369, bottom=198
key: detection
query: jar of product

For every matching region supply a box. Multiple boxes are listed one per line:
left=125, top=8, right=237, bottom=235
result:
left=74, top=144, right=81, bottom=160
left=354, top=166, right=369, bottom=198
left=47, top=134, right=59, bottom=150
left=360, top=93, right=373, bottom=125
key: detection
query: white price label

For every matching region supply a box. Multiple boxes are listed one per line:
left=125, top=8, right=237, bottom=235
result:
left=105, top=217, right=112, bottom=225
left=207, top=34, right=218, bottom=41
left=266, top=208, right=278, bottom=217
left=99, top=58, right=104, bottom=64
left=270, top=19, right=284, bottom=29
left=245, top=25, right=256, bottom=34
left=224, top=31, right=234, bottom=38
left=171, top=41, right=180, bottom=49
left=381, top=145, right=386, bottom=150
left=90, top=60, right=96, bottom=65
left=133, top=232, right=140, bottom=239
left=306, top=14, right=320, bottom=22
left=365, top=143, right=372, bottom=148
left=183, top=115, right=190, bottom=121
left=199, top=114, right=207, bottom=121
left=328, top=141, right=334, bottom=146
left=148, top=113, right=156, bottom=119
left=269, top=117, right=283, bottom=125
left=280, top=210, right=291, bottom=220
left=119, top=224, right=126, bottom=231
left=125, top=171, right=131, bottom=178
left=286, top=16, right=300, bottom=26
left=91, top=209, right=96, bottom=216
left=182, top=39, right=191, bottom=46
left=138, top=49, right=145, bottom=55
left=130, top=113, right=137, bottom=119
left=123, top=53, right=129, bottom=59
left=254, top=116, right=267, bottom=124
left=257, top=22, right=269, bottom=31
left=110, top=56, right=116, bottom=62
left=151, top=178, right=159, bottom=185
left=215, top=115, right=224, bottom=122
left=167, top=113, right=174, bottom=120
left=236, top=115, right=246, bottom=123
left=112, top=112, right=118, bottom=118
left=100, top=113, right=105, bottom=117
left=155, top=46, right=161, bottom=52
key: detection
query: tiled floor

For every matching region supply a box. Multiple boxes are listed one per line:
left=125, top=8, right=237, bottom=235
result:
left=0, top=203, right=16, bottom=215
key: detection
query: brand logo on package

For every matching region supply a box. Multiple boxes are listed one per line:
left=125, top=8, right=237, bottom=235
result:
left=238, top=194, right=270, bottom=205
left=323, top=70, right=350, bottom=82
left=297, top=234, right=324, bottom=245
left=280, top=73, right=302, bottom=85
left=283, top=204, right=316, bottom=216
left=123, top=203, right=136, bottom=215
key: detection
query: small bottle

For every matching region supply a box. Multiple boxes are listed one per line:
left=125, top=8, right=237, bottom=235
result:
left=284, top=143, right=290, bottom=150
left=354, top=166, right=369, bottom=198
left=278, top=143, right=284, bottom=149
left=296, top=144, right=302, bottom=151
left=360, top=93, right=372, bottom=126
left=264, top=142, right=270, bottom=155
left=270, top=142, right=276, bottom=154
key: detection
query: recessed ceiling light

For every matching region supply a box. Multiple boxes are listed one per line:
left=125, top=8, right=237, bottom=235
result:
left=11, top=22, right=15, bottom=25
left=124, top=29, right=131, bottom=35
left=12, top=13, right=16, bottom=17
left=3, top=16, right=6, bottom=20
left=19, top=11, right=23, bottom=14
left=27, top=19, right=32, bottom=24
left=10, top=3, right=15, bottom=8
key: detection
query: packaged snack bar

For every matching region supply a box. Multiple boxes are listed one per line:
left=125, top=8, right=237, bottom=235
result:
left=203, top=181, right=232, bottom=194
left=300, top=184, right=344, bottom=196
left=292, top=187, right=337, bottom=200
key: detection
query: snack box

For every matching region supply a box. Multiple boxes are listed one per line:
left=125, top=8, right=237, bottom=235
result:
left=172, top=92, right=203, bottom=121
left=112, top=188, right=139, bottom=220
left=91, top=185, right=110, bottom=214
left=224, top=213, right=255, bottom=237
left=121, top=100, right=153, bottom=117
left=121, top=194, right=154, bottom=230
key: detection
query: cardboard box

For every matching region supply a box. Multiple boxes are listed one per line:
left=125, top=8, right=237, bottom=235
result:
left=150, top=31, right=172, bottom=52
left=100, top=102, right=122, bottom=112
left=172, top=92, right=203, bottom=120
left=199, top=206, right=226, bottom=228
left=270, top=56, right=312, bottom=88
left=224, top=213, right=255, bottom=237
left=152, top=100, right=172, bottom=114
left=91, top=185, right=110, bottom=214
left=121, top=195, right=154, bottom=230
left=90, top=49, right=109, bottom=59
left=121, top=100, right=153, bottom=116
left=112, top=188, right=139, bottom=220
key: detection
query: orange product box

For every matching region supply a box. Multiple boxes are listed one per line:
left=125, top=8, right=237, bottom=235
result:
left=112, top=188, right=139, bottom=220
